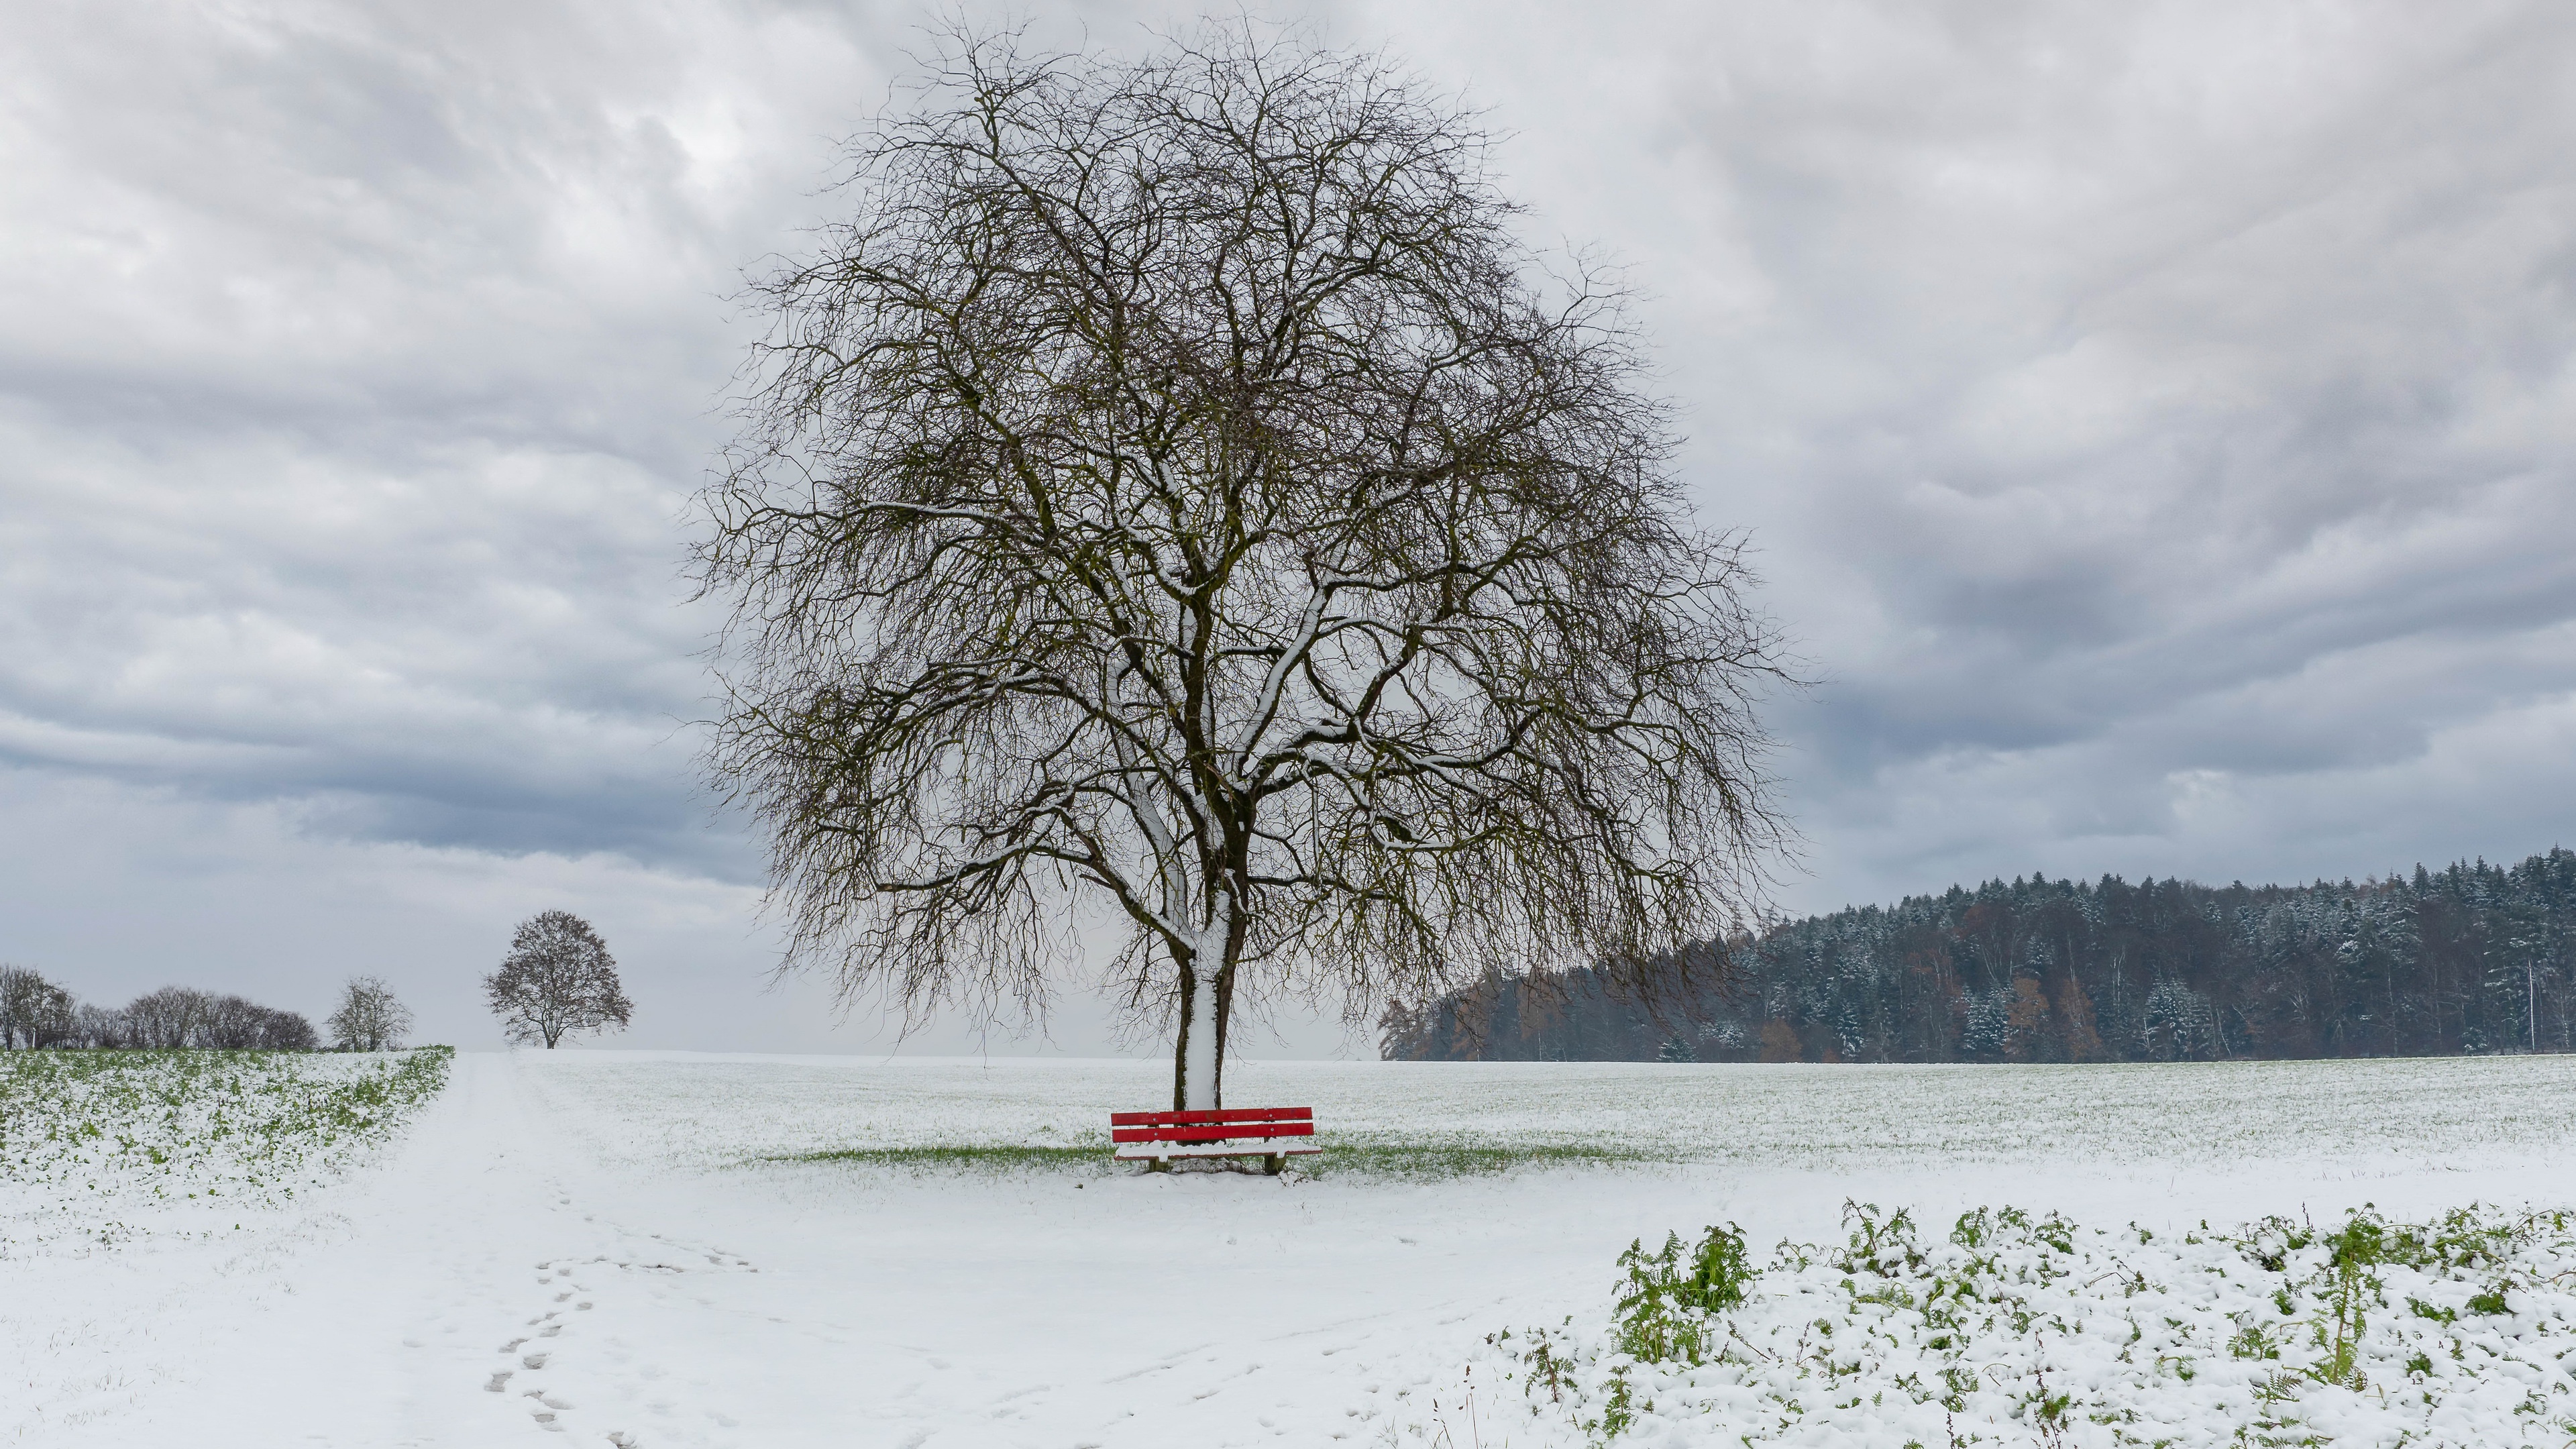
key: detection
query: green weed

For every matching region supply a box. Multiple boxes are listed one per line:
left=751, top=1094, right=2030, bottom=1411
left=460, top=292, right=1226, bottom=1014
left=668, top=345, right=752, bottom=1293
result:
left=1610, top=1222, right=1756, bottom=1364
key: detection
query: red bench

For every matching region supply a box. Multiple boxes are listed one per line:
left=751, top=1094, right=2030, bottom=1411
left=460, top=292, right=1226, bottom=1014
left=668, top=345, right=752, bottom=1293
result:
left=1110, top=1106, right=1321, bottom=1174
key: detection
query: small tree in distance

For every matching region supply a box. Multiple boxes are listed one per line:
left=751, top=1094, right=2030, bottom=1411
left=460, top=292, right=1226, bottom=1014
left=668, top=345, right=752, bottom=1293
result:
left=327, top=975, right=414, bottom=1052
left=484, top=910, right=633, bottom=1049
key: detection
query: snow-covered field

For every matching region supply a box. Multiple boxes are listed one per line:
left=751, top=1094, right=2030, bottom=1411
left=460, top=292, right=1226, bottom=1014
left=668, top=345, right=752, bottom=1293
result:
left=6, top=1050, right=2575, bottom=1446
left=2, top=1047, right=451, bottom=1256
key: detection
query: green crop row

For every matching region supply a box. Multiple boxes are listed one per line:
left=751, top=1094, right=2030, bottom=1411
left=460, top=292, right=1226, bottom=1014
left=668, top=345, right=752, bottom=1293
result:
left=1, top=1046, right=453, bottom=1254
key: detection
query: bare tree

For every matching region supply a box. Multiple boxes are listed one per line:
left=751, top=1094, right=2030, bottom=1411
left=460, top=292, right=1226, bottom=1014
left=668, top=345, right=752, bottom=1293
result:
left=199, top=994, right=319, bottom=1051
left=0, top=965, right=73, bottom=1049
left=123, top=985, right=212, bottom=1049
left=199, top=993, right=266, bottom=1049
left=326, top=975, right=414, bottom=1053
left=694, top=23, right=1788, bottom=1109
left=70, top=1002, right=129, bottom=1049
left=0, top=965, right=37, bottom=1048
left=260, top=1008, right=320, bottom=1051
left=484, top=910, right=634, bottom=1049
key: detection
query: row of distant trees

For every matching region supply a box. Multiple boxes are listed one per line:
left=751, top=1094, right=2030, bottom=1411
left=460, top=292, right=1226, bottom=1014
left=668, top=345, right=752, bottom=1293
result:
left=0, top=908, right=633, bottom=1055
left=0, top=967, right=414, bottom=1053
left=1383, top=848, right=2576, bottom=1064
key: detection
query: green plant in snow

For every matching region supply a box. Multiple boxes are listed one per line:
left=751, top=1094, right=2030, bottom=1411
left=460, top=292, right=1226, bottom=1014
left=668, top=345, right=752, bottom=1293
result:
left=1493, top=1201, right=2576, bottom=1448
left=1593, top=1368, right=1638, bottom=1444
left=2309, top=1216, right=2384, bottom=1388
left=1611, top=1222, right=1756, bottom=1365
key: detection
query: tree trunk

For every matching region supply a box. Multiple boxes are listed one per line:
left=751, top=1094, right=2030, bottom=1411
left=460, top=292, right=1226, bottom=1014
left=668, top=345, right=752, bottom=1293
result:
left=1175, top=968, right=1216, bottom=1110
left=1171, top=906, right=1239, bottom=1110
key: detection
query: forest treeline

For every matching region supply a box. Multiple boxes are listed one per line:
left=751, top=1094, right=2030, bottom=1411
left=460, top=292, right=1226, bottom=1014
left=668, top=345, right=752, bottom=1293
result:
left=1380, top=848, right=2576, bottom=1063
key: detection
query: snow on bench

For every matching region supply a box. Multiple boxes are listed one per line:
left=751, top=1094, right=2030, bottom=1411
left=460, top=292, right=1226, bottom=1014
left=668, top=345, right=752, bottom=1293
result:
left=1109, top=1106, right=1321, bottom=1174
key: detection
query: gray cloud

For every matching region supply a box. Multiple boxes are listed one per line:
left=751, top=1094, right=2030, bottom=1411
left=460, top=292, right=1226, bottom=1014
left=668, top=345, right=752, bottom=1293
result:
left=4, top=0, right=2573, bottom=1048
left=1369, top=0, right=2576, bottom=907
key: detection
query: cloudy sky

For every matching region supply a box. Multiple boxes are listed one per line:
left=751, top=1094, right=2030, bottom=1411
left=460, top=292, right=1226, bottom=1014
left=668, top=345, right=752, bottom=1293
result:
left=5, top=1, right=2571, bottom=1054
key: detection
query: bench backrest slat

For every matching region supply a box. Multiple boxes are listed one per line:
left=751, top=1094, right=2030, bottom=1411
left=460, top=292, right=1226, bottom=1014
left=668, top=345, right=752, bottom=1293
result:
left=1108, top=1106, right=1312, bottom=1128
left=1106, top=1105, right=1316, bottom=1147
left=1111, top=1121, right=1315, bottom=1145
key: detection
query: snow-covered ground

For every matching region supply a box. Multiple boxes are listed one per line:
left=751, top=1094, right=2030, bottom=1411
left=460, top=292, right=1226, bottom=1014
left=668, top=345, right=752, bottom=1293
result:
left=7, top=1051, right=2576, bottom=1446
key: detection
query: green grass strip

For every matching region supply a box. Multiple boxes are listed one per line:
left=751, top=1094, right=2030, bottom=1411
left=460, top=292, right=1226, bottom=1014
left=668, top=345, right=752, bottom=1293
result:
left=786, top=1144, right=1104, bottom=1172
left=1315, top=1142, right=1659, bottom=1178
left=773, top=1139, right=1662, bottom=1180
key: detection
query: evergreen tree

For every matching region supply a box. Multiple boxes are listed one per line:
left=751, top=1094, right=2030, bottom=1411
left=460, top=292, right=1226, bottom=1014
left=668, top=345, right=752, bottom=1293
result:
left=1382, top=848, right=2576, bottom=1063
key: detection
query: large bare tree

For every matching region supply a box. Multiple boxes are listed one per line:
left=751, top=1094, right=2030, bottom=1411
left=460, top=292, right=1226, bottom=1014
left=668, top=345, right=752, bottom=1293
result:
left=695, top=23, right=1789, bottom=1109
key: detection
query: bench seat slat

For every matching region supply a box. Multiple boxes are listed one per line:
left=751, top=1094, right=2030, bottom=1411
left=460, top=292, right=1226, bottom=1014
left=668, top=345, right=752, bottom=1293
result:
left=1112, top=1142, right=1322, bottom=1161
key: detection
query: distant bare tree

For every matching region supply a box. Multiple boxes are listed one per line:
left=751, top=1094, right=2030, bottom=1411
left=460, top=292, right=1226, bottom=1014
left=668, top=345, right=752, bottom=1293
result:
left=0, top=965, right=73, bottom=1049
left=484, top=910, right=633, bottom=1049
left=199, top=993, right=265, bottom=1049
left=326, top=976, right=413, bottom=1053
left=260, top=1008, right=319, bottom=1051
left=70, top=1002, right=128, bottom=1049
left=123, top=985, right=213, bottom=1049
left=199, top=994, right=319, bottom=1051
left=694, top=23, right=1788, bottom=1109
left=1, top=965, right=45, bottom=1048
left=0, top=965, right=36, bottom=1048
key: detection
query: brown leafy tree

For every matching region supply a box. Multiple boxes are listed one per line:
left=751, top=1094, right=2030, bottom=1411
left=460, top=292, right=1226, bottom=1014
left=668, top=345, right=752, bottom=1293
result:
left=694, top=23, right=1788, bottom=1108
left=484, top=910, right=633, bottom=1049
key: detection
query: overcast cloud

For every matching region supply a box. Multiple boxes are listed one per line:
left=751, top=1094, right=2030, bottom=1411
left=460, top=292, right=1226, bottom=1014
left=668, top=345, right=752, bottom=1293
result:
left=3, top=0, right=2571, bottom=1053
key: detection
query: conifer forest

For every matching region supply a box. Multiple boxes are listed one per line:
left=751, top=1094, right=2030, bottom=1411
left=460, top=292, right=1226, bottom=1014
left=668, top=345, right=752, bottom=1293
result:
left=1380, top=849, right=2576, bottom=1063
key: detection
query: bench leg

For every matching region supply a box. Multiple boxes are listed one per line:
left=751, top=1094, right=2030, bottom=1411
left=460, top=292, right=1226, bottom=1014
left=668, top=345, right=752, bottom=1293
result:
left=1146, top=1157, right=1172, bottom=1173
left=1264, top=1153, right=1284, bottom=1175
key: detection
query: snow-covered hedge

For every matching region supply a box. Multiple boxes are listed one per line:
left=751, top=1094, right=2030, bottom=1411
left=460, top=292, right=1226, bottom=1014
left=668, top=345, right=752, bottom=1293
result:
left=1489, top=1201, right=2576, bottom=1447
